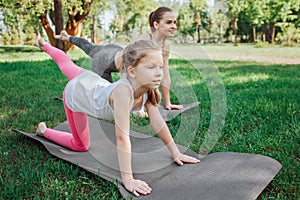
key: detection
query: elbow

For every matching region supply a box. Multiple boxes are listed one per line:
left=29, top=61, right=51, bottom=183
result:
left=115, top=132, right=130, bottom=147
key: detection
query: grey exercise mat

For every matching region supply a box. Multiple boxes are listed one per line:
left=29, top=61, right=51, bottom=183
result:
left=14, top=118, right=282, bottom=200
left=54, top=97, right=199, bottom=121
left=158, top=101, right=199, bottom=121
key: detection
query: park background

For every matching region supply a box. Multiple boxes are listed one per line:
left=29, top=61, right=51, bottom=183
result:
left=0, top=0, right=299, bottom=199
left=0, top=0, right=299, bottom=48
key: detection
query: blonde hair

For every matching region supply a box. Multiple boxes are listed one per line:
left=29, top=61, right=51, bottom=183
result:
left=121, top=40, right=161, bottom=106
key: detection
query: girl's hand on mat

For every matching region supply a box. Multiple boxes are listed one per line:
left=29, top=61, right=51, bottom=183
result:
left=137, top=108, right=148, bottom=118
left=174, top=154, right=200, bottom=166
left=165, top=103, right=183, bottom=110
left=124, top=179, right=152, bottom=196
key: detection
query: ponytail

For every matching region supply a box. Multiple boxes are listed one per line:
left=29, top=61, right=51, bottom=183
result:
left=148, top=11, right=155, bottom=33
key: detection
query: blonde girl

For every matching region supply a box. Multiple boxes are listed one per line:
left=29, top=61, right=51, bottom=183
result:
left=35, top=38, right=200, bottom=197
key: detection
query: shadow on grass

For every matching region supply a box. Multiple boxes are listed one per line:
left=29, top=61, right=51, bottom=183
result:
left=0, top=45, right=41, bottom=53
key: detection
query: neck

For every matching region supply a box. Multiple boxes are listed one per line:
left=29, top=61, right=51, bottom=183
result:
left=151, top=32, right=167, bottom=46
left=127, top=77, right=149, bottom=99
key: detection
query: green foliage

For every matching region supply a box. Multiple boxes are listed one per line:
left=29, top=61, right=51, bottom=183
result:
left=10, top=29, right=21, bottom=45
left=276, top=24, right=300, bottom=47
left=2, top=33, right=11, bottom=45
left=254, top=41, right=271, bottom=48
left=176, top=4, right=195, bottom=41
left=0, top=0, right=299, bottom=45
left=23, top=27, right=36, bottom=46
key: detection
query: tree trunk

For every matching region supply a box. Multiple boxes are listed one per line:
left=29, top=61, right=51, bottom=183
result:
left=39, top=0, right=93, bottom=51
left=17, top=15, right=23, bottom=44
left=39, top=13, right=55, bottom=46
left=64, top=1, right=93, bottom=50
left=65, top=18, right=81, bottom=50
left=218, top=24, right=222, bottom=43
left=197, top=24, right=201, bottom=43
left=54, top=0, right=65, bottom=51
left=91, top=15, right=97, bottom=43
left=252, top=25, right=256, bottom=43
left=271, top=22, right=276, bottom=44
left=265, top=23, right=273, bottom=43
left=234, top=18, right=238, bottom=43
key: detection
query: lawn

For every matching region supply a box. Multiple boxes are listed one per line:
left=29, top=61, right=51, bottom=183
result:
left=0, top=45, right=299, bottom=199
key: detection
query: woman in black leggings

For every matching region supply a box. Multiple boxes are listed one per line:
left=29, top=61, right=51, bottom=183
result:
left=55, top=7, right=183, bottom=110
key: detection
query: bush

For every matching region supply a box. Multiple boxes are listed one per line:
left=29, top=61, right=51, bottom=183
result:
left=24, top=27, right=36, bottom=45
left=2, top=33, right=11, bottom=45
left=10, top=29, right=21, bottom=45
left=254, top=41, right=271, bottom=48
left=276, top=24, right=300, bottom=47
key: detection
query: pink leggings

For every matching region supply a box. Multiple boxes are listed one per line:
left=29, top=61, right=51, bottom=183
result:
left=43, top=44, right=90, bottom=152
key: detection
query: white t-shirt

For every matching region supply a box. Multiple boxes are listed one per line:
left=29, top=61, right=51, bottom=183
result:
left=65, top=70, right=147, bottom=120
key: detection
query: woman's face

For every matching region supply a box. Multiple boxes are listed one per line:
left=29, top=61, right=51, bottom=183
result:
left=154, top=12, right=177, bottom=37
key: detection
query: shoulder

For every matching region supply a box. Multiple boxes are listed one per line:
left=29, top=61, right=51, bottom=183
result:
left=164, top=40, right=171, bottom=50
left=110, top=82, right=132, bottom=111
left=112, top=82, right=132, bottom=98
left=162, top=41, right=171, bottom=58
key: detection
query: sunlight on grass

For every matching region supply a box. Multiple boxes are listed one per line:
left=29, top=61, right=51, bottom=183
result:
left=229, top=73, right=270, bottom=84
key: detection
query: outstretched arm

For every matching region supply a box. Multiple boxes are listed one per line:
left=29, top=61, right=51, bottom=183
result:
left=161, top=44, right=183, bottom=110
left=145, top=102, right=200, bottom=165
left=111, top=85, right=152, bottom=197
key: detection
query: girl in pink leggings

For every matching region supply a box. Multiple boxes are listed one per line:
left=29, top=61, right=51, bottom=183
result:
left=35, top=38, right=200, bottom=197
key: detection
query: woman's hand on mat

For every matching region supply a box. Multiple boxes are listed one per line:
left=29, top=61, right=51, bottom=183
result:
left=174, top=154, right=200, bottom=166
left=124, top=179, right=152, bottom=196
left=165, top=103, right=183, bottom=110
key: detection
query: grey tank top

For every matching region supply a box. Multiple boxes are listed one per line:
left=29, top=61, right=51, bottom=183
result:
left=65, top=71, right=147, bottom=120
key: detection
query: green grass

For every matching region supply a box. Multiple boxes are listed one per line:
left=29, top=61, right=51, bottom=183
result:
left=1, top=46, right=299, bottom=199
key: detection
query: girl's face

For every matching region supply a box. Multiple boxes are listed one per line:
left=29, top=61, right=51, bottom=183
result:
left=132, top=50, right=164, bottom=90
left=154, top=12, right=177, bottom=37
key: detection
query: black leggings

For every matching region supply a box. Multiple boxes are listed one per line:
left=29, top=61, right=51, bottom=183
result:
left=69, top=37, right=123, bottom=82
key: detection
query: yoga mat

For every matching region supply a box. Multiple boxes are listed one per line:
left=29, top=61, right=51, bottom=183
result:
left=158, top=101, right=199, bottom=121
left=54, top=97, right=199, bottom=121
left=13, top=118, right=282, bottom=199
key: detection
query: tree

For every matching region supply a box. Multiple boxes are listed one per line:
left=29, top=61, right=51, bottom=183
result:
left=113, top=0, right=157, bottom=40
left=189, top=0, right=208, bottom=43
left=243, top=0, right=264, bottom=43
left=176, top=4, right=195, bottom=43
left=226, top=0, right=244, bottom=43
left=1, top=0, right=93, bottom=50
left=88, top=0, right=111, bottom=43
left=262, top=0, right=299, bottom=43
left=211, top=7, right=228, bottom=43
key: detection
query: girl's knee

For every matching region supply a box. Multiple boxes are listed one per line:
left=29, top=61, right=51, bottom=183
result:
left=75, top=145, right=89, bottom=152
left=79, top=147, right=89, bottom=152
left=71, top=140, right=90, bottom=152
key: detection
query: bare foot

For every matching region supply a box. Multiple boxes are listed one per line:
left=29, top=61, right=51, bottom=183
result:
left=34, top=38, right=46, bottom=51
left=36, top=122, right=47, bottom=137
left=54, top=30, right=70, bottom=41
